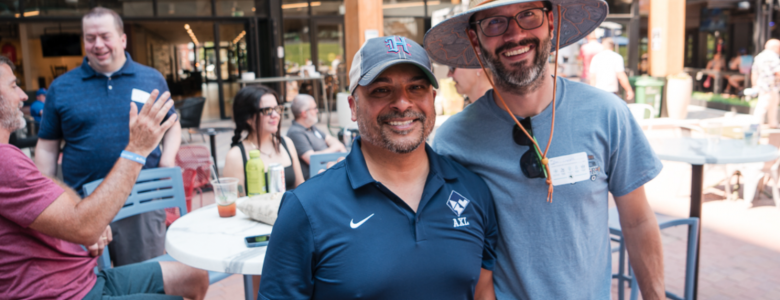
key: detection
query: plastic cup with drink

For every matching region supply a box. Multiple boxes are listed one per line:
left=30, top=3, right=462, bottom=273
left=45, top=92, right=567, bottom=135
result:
left=212, top=177, right=239, bottom=218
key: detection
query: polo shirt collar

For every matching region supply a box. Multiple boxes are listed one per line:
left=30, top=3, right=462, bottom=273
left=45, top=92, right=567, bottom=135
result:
left=345, top=136, right=459, bottom=190
left=291, top=120, right=311, bottom=131
left=81, top=52, right=137, bottom=79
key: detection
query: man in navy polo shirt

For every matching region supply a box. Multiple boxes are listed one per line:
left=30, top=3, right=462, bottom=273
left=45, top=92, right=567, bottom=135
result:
left=35, top=7, right=181, bottom=266
left=258, top=36, right=497, bottom=300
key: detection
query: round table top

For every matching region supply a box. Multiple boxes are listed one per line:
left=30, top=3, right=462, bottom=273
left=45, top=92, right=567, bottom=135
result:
left=650, top=137, right=779, bottom=165
left=192, top=127, right=234, bottom=136
left=166, top=198, right=272, bottom=275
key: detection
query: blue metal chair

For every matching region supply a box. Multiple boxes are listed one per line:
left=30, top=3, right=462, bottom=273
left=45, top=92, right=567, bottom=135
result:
left=83, top=167, right=230, bottom=284
left=309, top=152, right=348, bottom=178
left=609, top=207, right=699, bottom=300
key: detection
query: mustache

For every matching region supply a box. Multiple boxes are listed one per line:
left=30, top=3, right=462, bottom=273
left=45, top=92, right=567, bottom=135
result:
left=377, top=110, right=426, bottom=123
left=494, top=37, right=540, bottom=56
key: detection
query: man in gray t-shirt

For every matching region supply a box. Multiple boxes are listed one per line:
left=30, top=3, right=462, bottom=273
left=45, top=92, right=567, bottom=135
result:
left=287, top=94, right=346, bottom=179
left=425, top=1, right=666, bottom=299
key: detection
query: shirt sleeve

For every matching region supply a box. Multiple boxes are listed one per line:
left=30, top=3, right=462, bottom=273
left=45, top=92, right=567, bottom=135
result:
left=607, top=102, right=663, bottom=197
left=0, top=147, right=65, bottom=227
left=287, top=130, right=314, bottom=158
left=37, top=85, right=62, bottom=140
left=258, top=192, right=315, bottom=300
left=480, top=183, right=498, bottom=271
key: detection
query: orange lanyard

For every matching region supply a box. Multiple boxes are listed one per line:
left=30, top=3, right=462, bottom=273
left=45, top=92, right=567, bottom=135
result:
left=466, top=4, right=563, bottom=203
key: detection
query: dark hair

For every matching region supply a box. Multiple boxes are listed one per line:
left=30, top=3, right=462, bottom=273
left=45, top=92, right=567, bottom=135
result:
left=231, top=85, right=282, bottom=153
left=83, top=7, right=124, bottom=34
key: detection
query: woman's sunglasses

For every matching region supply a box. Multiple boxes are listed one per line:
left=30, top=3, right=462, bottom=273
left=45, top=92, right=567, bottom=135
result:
left=512, top=117, right=546, bottom=179
left=259, top=105, right=283, bottom=116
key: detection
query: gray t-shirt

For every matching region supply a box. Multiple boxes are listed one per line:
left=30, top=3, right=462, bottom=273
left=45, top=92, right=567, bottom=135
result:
left=287, top=121, right=329, bottom=179
left=433, top=77, right=663, bottom=300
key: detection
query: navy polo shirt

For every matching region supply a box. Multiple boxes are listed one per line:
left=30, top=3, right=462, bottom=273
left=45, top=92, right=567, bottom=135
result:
left=38, top=53, right=173, bottom=193
left=258, top=138, right=498, bottom=300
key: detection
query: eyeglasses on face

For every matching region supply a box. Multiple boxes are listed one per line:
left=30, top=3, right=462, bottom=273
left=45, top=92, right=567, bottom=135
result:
left=512, top=117, right=546, bottom=179
left=472, top=7, right=549, bottom=37
left=259, top=105, right=284, bottom=116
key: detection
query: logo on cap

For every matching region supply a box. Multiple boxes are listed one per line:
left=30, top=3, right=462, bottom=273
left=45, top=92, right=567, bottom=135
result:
left=385, top=36, right=412, bottom=55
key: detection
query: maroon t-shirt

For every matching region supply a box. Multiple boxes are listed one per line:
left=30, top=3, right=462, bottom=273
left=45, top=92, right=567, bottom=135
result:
left=0, top=144, right=97, bottom=299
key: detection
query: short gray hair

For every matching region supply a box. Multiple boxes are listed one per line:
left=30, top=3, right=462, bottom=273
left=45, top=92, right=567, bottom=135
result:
left=0, top=55, right=14, bottom=71
left=83, top=7, right=124, bottom=34
left=291, top=94, right=315, bottom=118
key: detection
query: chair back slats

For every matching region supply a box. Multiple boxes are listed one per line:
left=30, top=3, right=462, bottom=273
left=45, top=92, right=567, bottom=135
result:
left=82, top=167, right=188, bottom=270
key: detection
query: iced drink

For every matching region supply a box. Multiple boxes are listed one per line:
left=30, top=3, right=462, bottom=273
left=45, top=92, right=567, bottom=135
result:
left=212, top=177, right=238, bottom=218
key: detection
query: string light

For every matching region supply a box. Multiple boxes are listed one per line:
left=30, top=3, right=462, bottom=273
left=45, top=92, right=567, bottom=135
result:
left=184, top=24, right=199, bottom=46
left=232, top=31, right=246, bottom=44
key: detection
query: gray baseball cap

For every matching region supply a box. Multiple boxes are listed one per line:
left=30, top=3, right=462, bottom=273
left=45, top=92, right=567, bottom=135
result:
left=349, top=35, right=439, bottom=94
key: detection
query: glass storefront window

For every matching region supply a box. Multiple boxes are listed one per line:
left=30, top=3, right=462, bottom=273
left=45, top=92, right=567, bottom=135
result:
left=312, top=0, right=343, bottom=16
left=383, top=0, right=425, bottom=17
left=606, top=0, right=632, bottom=14
left=384, top=17, right=424, bottom=45
left=0, top=1, right=17, bottom=16
left=157, top=0, right=212, bottom=17
left=97, top=0, right=154, bottom=17
left=282, top=0, right=308, bottom=17
left=26, top=0, right=91, bottom=17
left=215, top=0, right=256, bottom=17
left=283, top=19, right=312, bottom=75
left=427, top=0, right=463, bottom=17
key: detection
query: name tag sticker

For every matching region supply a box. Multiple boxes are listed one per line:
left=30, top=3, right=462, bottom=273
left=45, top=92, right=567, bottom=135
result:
left=548, top=152, right=590, bottom=186
left=131, top=89, right=151, bottom=104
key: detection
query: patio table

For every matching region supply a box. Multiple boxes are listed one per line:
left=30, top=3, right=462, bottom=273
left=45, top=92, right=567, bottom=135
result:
left=166, top=198, right=272, bottom=300
left=650, top=137, right=778, bottom=300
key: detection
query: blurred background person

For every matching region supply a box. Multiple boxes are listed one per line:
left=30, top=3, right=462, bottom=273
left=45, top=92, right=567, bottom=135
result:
left=34, top=7, right=180, bottom=267
left=589, top=37, right=634, bottom=101
left=30, top=88, right=46, bottom=128
left=287, top=94, right=345, bottom=180
left=752, top=39, right=780, bottom=128
left=724, top=48, right=751, bottom=95
left=579, top=32, right=602, bottom=84
left=224, top=85, right=304, bottom=195
left=702, top=52, right=726, bottom=90
left=447, top=66, right=492, bottom=106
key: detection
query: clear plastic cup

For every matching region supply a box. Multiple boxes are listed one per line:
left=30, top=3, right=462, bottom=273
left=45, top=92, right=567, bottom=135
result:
left=702, top=121, right=722, bottom=152
left=212, top=177, right=238, bottom=218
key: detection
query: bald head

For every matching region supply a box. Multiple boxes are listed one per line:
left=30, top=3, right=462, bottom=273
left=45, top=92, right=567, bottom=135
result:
left=766, top=39, right=780, bottom=55
left=586, top=32, right=598, bottom=42
left=292, top=94, right=316, bottom=119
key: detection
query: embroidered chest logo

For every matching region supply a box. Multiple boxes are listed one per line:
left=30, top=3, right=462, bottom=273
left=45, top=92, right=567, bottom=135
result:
left=385, top=36, right=412, bottom=55
left=447, top=191, right=470, bottom=228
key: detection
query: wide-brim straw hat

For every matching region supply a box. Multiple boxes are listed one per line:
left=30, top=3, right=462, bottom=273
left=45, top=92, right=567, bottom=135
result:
left=424, top=0, right=609, bottom=68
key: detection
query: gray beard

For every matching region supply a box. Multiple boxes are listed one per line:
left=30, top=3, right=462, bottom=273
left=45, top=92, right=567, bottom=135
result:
left=480, top=37, right=551, bottom=95
left=0, top=95, right=25, bottom=131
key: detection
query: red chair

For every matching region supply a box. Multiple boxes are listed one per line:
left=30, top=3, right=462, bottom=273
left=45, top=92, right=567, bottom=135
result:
left=167, top=145, right=213, bottom=225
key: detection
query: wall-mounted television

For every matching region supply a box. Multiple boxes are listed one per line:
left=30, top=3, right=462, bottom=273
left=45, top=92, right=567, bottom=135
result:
left=40, top=34, right=82, bottom=57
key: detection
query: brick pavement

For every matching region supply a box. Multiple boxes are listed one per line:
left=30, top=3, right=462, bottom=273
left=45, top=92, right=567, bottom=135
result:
left=188, top=106, right=780, bottom=300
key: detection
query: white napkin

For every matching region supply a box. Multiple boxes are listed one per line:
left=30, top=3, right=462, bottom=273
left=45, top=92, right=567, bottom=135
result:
left=237, top=193, right=284, bottom=225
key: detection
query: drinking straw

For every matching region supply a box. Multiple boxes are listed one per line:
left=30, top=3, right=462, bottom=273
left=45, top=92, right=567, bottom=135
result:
left=211, top=164, right=221, bottom=184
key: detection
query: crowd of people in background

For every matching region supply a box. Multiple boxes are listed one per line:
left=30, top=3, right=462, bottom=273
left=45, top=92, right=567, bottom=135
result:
left=6, top=0, right=780, bottom=299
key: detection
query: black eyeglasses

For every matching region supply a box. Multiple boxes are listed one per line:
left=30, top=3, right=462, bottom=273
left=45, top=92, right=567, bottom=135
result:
left=472, top=7, right=549, bottom=37
left=512, top=117, right=546, bottom=179
left=259, top=105, right=283, bottom=116
left=448, top=66, right=457, bottom=73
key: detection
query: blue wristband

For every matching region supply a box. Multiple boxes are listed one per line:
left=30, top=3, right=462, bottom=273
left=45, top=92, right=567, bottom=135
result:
left=121, top=150, right=147, bottom=165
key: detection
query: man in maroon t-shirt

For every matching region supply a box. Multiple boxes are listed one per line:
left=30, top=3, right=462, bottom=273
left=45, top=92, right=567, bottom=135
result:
left=0, top=54, right=209, bottom=299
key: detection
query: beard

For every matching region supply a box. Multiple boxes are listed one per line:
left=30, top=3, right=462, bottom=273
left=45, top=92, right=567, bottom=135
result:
left=357, top=103, right=432, bottom=154
left=0, top=95, right=25, bottom=131
left=480, top=35, right=551, bottom=94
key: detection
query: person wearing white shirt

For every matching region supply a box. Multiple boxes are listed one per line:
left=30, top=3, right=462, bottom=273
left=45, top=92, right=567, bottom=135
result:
left=589, top=38, right=634, bottom=101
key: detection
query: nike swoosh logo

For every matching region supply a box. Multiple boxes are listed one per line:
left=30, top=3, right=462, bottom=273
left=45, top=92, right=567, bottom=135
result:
left=350, top=213, right=375, bottom=229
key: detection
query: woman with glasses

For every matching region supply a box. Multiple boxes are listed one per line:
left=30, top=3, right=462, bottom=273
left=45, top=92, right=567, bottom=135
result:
left=224, top=85, right=304, bottom=195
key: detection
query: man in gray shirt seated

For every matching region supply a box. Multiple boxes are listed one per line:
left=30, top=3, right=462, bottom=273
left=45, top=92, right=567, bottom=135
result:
left=287, top=94, right=346, bottom=179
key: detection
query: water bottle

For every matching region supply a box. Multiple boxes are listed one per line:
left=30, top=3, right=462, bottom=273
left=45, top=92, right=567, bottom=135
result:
left=246, top=150, right=266, bottom=195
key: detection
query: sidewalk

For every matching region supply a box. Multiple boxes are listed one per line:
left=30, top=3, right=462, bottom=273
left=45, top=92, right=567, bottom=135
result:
left=190, top=106, right=780, bottom=300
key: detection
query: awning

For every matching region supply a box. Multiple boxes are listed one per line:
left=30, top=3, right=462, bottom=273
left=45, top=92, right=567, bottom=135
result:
left=687, top=0, right=748, bottom=9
